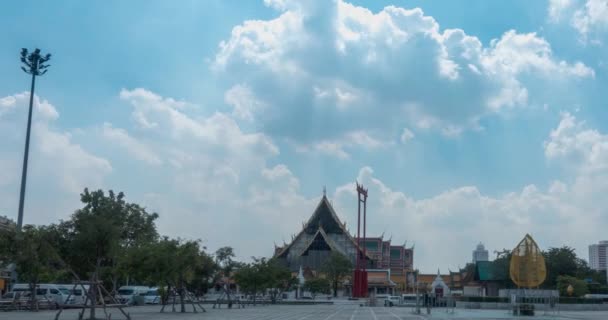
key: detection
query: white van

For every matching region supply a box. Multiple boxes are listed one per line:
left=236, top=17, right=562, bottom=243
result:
left=384, top=295, right=402, bottom=307
left=57, top=284, right=90, bottom=305
left=143, top=288, right=160, bottom=304
left=11, top=283, right=72, bottom=305
left=116, top=286, right=150, bottom=305
left=401, top=294, right=417, bottom=306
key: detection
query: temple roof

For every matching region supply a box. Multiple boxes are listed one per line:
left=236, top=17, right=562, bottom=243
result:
left=298, top=226, right=345, bottom=256
left=304, top=195, right=348, bottom=234
left=274, top=195, right=373, bottom=260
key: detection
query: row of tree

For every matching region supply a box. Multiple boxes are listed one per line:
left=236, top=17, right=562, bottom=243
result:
left=0, top=188, right=355, bottom=312
left=490, top=246, right=607, bottom=297
left=233, top=252, right=353, bottom=301
left=0, top=189, right=225, bottom=313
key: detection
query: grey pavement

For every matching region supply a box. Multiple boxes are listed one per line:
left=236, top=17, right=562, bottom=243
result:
left=1, top=304, right=607, bottom=320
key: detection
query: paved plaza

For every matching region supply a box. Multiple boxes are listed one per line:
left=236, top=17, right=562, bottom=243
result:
left=1, top=304, right=607, bottom=320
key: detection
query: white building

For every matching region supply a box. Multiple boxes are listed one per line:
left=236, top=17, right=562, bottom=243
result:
left=589, top=241, right=608, bottom=271
left=431, top=270, right=450, bottom=297
left=472, top=242, right=489, bottom=263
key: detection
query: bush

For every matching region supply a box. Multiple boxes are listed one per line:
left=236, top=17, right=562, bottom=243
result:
left=557, top=275, right=589, bottom=297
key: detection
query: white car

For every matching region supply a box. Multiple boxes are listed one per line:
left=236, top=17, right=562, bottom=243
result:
left=115, top=286, right=150, bottom=305
left=11, top=283, right=72, bottom=305
left=144, top=288, right=161, bottom=304
left=57, top=284, right=90, bottom=305
left=384, top=295, right=402, bottom=307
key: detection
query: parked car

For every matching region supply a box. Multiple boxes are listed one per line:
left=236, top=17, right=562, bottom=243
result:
left=401, top=294, right=417, bottom=306
left=57, top=284, right=90, bottom=305
left=144, top=288, right=161, bottom=304
left=115, top=286, right=150, bottom=305
left=384, top=295, right=402, bottom=307
left=11, top=283, right=73, bottom=305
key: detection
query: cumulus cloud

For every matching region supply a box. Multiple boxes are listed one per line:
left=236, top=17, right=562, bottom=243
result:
left=329, top=152, right=605, bottom=271
left=0, top=93, right=111, bottom=223
left=113, top=89, right=320, bottom=259
left=548, top=0, right=608, bottom=43
left=224, top=84, right=266, bottom=121
left=101, top=122, right=163, bottom=166
left=214, top=0, right=593, bottom=145
left=548, top=0, right=575, bottom=22
left=293, top=130, right=386, bottom=159
left=2, top=88, right=605, bottom=270
left=331, top=113, right=608, bottom=270
left=545, top=112, right=608, bottom=174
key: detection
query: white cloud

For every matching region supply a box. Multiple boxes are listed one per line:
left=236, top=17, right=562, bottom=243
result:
left=573, top=0, right=608, bottom=41
left=2, top=88, right=607, bottom=271
left=294, top=130, right=386, bottom=159
left=120, top=88, right=279, bottom=159
left=101, top=122, right=163, bottom=166
left=400, top=128, right=414, bottom=143
left=328, top=157, right=605, bottom=271
left=0, top=93, right=111, bottom=223
left=214, top=0, right=593, bottom=146
left=34, top=124, right=112, bottom=194
left=114, top=89, right=315, bottom=258
left=545, top=112, right=608, bottom=174
left=549, top=0, right=608, bottom=42
left=224, top=84, right=266, bottom=121
left=0, top=92, right=59, bottom=122
left=548, top=0, right=575, bottom=22
left=313, top=112, right=608, bottom=271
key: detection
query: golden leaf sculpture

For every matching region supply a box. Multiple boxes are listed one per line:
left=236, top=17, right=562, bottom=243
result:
left=510, top=234, right=546, bottom=288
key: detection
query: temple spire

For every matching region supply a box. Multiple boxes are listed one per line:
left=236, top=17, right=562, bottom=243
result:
left=323, top=185, right=326, bottom=197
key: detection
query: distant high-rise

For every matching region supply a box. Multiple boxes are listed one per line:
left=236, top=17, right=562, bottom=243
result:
left=589, top=241, right=608, bottom=271
left=473, top=242, right=489, bottom=263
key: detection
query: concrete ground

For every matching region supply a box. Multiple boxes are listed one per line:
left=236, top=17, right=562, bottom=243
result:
left=1, top=304, right=607, bottom=320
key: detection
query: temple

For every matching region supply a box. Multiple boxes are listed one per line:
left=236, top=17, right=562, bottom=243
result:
left=273, top=194, right=414, bottom=296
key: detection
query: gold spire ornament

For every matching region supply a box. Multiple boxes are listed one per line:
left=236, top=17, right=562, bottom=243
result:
left=509, top=234, right=546, bottom=288
left=567, top=284, right=574, bottom=296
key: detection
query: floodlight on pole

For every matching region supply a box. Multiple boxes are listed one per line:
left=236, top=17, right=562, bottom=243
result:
left=17, top=48, right=52, bottom=231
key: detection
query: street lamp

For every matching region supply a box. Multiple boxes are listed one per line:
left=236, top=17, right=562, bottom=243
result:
left=17, top=48, right=51, bottom=230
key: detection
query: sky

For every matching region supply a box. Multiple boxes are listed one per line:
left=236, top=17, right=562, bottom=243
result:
left=1, top=0, right=607, bottom=272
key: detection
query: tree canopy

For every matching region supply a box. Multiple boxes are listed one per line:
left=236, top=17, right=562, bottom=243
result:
left=304, top=277, right=330, bottom=299
left=321, top=252, right=352, bottom=297
left=233, top=257, right=294, bottom=304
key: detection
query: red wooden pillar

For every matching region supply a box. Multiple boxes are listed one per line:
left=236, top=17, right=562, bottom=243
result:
left=353, top=182, right=368, bottom=298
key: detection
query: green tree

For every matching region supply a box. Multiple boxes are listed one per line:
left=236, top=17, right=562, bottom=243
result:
left=57, top=189, right=158, bottom=319
left=215, top=246, right=237, bottom=277
left=234, top=258, right=266, bottom=305
left=62, top=189, right=158, bottom=286
left=141, top=237, right=212, bottom=313
left=265, top=259, right=295, bottom=304
left=186, top=251, right=217, bottom=296
left=233, top=257, right=292, bottom=304
left=557, top=275, right=589, bottom=297
left=0, top=225, right=65, bottom=309
left=321, top=252, right=352, bottom=297
left=543, top=246, right=579, bottom=288
left=493, top=249, right=516, bottom=288
left=304, top=277, right=330, bottom=299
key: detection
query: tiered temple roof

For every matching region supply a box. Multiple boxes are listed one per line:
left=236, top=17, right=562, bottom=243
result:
left=274, top=195, right=372, bottom=272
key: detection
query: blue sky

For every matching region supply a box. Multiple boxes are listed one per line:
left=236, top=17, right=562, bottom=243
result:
left=1, top=0, right=607, bottom=272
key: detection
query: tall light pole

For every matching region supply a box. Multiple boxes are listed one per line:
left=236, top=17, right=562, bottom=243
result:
left=17, top=48, right=51, bottom=230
